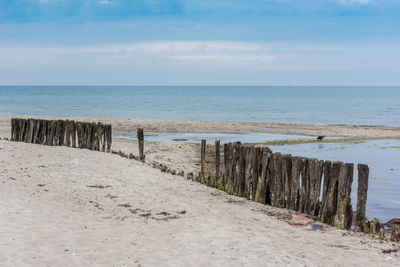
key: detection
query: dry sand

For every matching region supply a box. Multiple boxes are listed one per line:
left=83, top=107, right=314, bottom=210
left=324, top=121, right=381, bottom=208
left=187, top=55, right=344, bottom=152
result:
left=1, top=140, right=400, bottom=266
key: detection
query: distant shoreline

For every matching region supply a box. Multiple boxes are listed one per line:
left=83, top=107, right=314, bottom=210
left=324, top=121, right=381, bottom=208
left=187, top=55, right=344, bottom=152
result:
left=1, top=114, right=400, bottom=140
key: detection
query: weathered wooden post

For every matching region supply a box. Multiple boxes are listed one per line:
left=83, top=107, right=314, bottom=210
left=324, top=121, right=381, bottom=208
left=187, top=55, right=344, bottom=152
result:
left=281, top=154, right=292, bottom=208
left=106, top=124, right=112, bottom=152
left=200, top=139, right=206, bottom=183
left=137, top=128, right=145, bottom=161
left=215, top=139, right=220, bottom=177
left=334, top=163, right=354, bottom=230
left=289, top=156, right=301, bottom=211
left=255, top=147, right=272, bottom=204
left=234, top=143, right=245, bottom=197
left=308, top=159, right=324, bottom=216
left=299, top=157, right=310, bottom=212
left=356, top=164, right=369, bottom=232
left=320, top=161, right=341, bottom=225
left=25, top=119, right=33, bottom=143
left=243, top=145, right=253, bottom=199
left=90, top=122, right=98, bottom=150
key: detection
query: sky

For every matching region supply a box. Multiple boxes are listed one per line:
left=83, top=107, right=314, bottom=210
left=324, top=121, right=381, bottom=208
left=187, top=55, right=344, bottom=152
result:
left=0, top=0, right=399, bottom=85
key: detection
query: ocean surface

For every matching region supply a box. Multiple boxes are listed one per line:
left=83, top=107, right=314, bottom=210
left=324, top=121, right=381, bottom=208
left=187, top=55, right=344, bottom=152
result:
left=1, top=86, right=400, bottom=126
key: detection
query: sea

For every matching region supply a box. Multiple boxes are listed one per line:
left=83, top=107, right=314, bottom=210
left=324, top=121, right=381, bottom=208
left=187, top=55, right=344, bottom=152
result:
left=1, top=86, right=399, bottom=222
left=1, top=86, right=400, bottom=125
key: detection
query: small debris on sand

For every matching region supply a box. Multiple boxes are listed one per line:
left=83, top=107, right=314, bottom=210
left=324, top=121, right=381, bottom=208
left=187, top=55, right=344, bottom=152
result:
left=288, top=213, right=315, bottom=226
left=86, top=185, right=111, bottom=189
left=37, top=184, right=46, bottom=187
left=311, top=224, right=324, bottom=230
left=382, top=249, right=398, bottom=254
left=118, top=203, right=131, bottom=208
left=157, top=211, right=171, bottom=216
left=105, top=194, right=118, bottom=199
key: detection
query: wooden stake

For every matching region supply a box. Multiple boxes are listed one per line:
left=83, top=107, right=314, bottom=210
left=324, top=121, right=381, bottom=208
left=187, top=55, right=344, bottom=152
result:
left=200, top=139, right=206, bottom=183
left=106, top=124, right=112, bottom=152
left=356, top=164, right=369, bottom=232
left=334, top=163, right=354, bottom=230
left=137, top=128, right=145, bottom=161
left=320, top=161, right=341, bottom=225
left=215, top=139, right=220, bottom=177
left=308, top=159, right=324, bottom=216
left=289, top=157, right=301, bottom=211
left=255, top=147, right=272, bottom=204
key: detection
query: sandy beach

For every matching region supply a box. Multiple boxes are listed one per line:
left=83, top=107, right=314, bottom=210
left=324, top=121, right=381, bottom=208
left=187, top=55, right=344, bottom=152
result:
left=1, top=139, right=399, bottom=266
left=2, top=114, right=400, bottom=139
left=2, top=114, right=400, bottom=177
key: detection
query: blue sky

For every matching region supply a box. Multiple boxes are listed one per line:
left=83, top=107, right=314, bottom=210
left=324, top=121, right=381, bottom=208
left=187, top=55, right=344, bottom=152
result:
left=0, top=0, right=399, bottom=85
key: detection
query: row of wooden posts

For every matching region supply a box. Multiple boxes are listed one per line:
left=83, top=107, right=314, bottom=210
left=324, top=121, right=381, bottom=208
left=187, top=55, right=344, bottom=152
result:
left=199, top=140, right=369, bottom=231
left=8, top=119, right=376, bottom=233
left=11, top=118, right=112, bottom=152
left=10, top=118, right=147, bottom=161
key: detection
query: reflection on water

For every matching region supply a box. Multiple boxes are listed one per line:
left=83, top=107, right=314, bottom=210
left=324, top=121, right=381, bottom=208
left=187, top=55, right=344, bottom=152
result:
left=270, top=139, right=400, bottom=222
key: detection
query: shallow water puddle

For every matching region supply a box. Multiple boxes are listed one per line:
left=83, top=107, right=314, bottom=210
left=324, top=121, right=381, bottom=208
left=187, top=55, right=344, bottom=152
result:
left=118, top=132, right=314, bottom=144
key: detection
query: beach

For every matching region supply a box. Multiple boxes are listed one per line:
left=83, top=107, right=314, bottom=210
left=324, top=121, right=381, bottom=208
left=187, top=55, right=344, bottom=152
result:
left=2, top=114, right=400, bottom=139
left=2, top=114, right=400, bottom=178
left=1, top=139, right=399, bottom=266
left=1, top=114, right=400, bottom=265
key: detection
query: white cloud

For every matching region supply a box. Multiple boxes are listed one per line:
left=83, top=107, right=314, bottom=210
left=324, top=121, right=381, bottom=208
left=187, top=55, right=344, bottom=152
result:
left=98, top=0, right=112, bottom=5
left=0, top=41, right=399, bottom=85
left=336, top=0, right=373, bottom=5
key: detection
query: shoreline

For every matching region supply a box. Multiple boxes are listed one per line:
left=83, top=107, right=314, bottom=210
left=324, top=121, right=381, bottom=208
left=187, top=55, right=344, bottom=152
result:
left=1, top=114, right=400, bottom=140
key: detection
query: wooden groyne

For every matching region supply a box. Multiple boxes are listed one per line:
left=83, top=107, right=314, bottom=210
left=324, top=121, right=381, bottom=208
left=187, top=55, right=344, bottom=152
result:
left=11, top=118, right=112, bottom=152
left=198, top=141, right=369, bottom=232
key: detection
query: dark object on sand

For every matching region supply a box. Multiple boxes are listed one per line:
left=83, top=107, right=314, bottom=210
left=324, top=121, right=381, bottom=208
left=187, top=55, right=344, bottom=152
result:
left=137, top=128, right=145, bottom=161
left=305, top=214, right=320, bottom=221
left=311, top=224, right=323, bottom=230
left=288, top=213, right=315, bottom=226
left=384, top=218, right=400, bottom=229
left=382, top=249, right=398, bottom=254
left=317, top=136, right=325, bottom=140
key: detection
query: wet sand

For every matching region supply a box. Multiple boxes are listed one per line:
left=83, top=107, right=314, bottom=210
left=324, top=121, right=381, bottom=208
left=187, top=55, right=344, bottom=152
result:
left=1, top=114, right=400, bottom=139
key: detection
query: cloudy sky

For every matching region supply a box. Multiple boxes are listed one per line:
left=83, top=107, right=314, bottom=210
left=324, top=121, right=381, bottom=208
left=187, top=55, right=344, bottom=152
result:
left=0, top=0, right=399, bottom=85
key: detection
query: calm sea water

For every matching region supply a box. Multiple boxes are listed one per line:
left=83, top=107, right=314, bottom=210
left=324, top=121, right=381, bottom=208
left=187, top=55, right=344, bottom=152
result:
left=1, top=86, right=400, bottom=126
